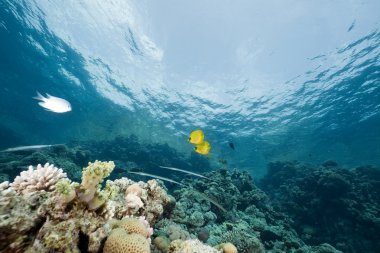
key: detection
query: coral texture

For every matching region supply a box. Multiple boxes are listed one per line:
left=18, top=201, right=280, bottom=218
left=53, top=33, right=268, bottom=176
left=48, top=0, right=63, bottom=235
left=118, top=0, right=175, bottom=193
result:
left=10, top=163, right=66, bottom=194
left=104, top=228, right=150, bottom=253
left=78, top=160, right=115, bottom=204
left=261, top=161, right=380, bottom=252
left=0, top=160, right=172, bottom=253
left=105, top=178, right=175, bottom=223
left=168, top=239, right=221, bottom=253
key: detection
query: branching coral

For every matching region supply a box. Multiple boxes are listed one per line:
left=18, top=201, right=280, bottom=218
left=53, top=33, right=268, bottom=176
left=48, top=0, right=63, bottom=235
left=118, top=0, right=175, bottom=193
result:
left=78, top=160, right=115, bottom=204
left=10, top=163, right=67, bottom=194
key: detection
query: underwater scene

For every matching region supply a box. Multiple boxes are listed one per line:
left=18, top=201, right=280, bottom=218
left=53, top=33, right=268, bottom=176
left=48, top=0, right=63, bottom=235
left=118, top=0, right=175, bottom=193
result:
left=0, top=1, right=380, bottom=253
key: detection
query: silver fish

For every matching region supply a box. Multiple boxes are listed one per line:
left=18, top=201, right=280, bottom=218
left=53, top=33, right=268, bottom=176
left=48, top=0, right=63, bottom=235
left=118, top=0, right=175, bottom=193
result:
left=159, top=165, right=209, bottom=180
left=127, top=171, right=185, bottom=186
left=0, top=144, right=62, bottom=152
left=127, top=171, right=226, bottom=212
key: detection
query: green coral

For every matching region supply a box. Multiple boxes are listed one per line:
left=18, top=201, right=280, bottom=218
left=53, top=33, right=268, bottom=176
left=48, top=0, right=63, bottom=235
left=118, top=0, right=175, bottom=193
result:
left=104, top=183, right=121, bottom=200
left=78, top=160, right=115, bottom=204
left=56, top=178, right=77, bottom=195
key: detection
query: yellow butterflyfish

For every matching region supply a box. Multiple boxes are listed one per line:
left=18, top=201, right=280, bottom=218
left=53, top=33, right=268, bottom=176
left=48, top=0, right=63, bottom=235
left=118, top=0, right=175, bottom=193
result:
left=188, top=130, right=205, bottom=144
left=194, top=141, right=211, bottom=155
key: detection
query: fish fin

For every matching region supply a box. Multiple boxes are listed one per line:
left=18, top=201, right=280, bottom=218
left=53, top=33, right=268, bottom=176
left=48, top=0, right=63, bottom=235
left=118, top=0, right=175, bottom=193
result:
left=39, top=102, right=53, bottom=112
left=46, top=93, right=53, bottom=98
left=33, top=91, right=45, bottom=101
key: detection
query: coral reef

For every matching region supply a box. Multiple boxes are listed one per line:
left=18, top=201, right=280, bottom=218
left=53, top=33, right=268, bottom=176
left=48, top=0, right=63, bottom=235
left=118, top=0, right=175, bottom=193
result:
left=104, top=228, right=150, bottom=253
left=2, top=152, right=363, bottom=253
left=261, top=161, right=380, bottom=253
left=162, top=168, right=341, bottom=253
left=0, top=144, right=90, bottom=182
left=0, top=160, right=172, bottom=252
left=10, top=163, right=67, bottom=194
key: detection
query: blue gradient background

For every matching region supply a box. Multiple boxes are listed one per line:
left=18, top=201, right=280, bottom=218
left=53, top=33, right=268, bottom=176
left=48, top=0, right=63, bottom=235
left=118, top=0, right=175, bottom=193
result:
left=0, top=0, right=379, bottom=177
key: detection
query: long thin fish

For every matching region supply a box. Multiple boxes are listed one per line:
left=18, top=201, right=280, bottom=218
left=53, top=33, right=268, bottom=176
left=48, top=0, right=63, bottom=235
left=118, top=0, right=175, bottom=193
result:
left=128, top=171, right=226, bottom=212
left=127, top=171, right=186, bottom=186
left=0, top=144, right=63, bottom=152
left=159, top=165, right=209, bottom=180
left=197, top=192, right=227, bottom=213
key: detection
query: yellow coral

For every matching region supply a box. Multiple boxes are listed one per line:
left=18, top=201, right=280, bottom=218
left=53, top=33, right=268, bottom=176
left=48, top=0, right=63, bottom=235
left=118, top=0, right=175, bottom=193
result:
left=87, top=191, right=108, bottom=210
left=78, top=160, right=115, bottom=203
left=168, top=239, right=220, bottom=253
left=217, top=243, right=238, bottom=253
left=153, top=236, right=170, bottom=252
left=104, top=228, right=150, bottom=253
left=119, top=217, right=150, bottom=237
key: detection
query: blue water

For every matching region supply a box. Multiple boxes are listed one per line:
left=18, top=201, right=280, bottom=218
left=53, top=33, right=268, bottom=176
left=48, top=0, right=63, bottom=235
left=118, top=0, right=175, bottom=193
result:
left=1, top=0, right=380, bottom=179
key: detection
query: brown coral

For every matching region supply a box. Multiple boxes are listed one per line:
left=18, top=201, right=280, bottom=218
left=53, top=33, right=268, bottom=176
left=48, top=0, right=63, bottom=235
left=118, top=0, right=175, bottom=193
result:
left=119, top=217, right=150, bottom=237
left=103, top=228, right=150, bottom=253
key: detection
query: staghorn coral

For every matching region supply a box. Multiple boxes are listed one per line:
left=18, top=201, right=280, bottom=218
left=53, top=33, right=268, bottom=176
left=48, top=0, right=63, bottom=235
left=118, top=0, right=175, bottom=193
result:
left=10, top=163, right=67, bottom=194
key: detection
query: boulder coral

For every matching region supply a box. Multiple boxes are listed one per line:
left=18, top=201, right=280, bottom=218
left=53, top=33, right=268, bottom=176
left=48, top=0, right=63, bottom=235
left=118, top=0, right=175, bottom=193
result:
left=104, top=228, right=150, bottom=253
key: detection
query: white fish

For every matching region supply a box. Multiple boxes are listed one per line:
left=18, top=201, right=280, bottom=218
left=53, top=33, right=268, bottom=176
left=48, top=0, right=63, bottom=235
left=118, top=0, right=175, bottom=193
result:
left=0, top=144, right=63, bottom=152
left=34, top=92, right=72, bottom=113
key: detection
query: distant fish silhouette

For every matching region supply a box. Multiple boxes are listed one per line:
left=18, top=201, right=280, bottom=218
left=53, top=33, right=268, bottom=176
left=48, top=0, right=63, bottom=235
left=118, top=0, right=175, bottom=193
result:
left=128, top=171, right=226, bottom=212
left=229, top=142, right=235, bottom=150
left=0, top=144, right=62, bottom=152
left=127, top=171, right=185, bottom=186
left=159, top=165, right=209, bottom=180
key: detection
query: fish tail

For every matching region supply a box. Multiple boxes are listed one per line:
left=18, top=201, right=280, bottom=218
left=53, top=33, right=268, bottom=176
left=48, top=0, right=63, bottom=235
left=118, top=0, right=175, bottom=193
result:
left=33, top=91, right=45, bottom=101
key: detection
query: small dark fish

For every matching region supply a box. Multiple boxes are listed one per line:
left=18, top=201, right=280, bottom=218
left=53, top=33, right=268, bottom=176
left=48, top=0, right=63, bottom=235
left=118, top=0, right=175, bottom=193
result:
left=218, top=158, right=228, bottom=165
left=228, top=142, right=235, bottom=150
